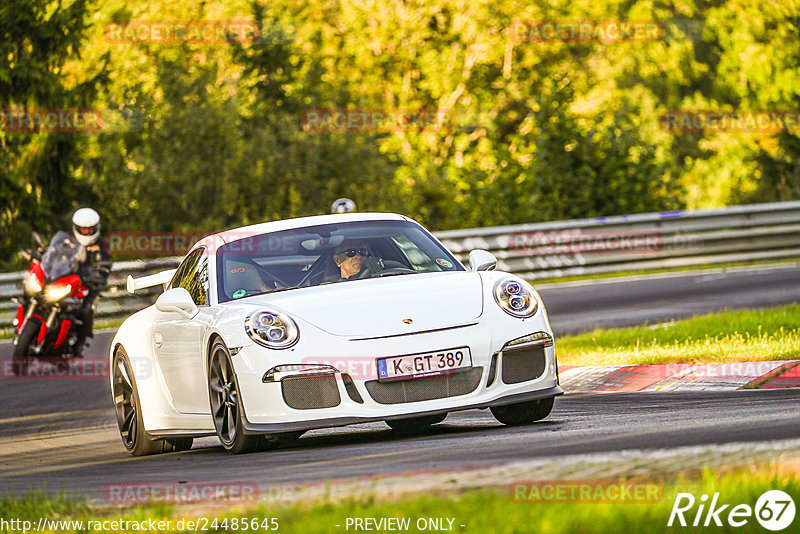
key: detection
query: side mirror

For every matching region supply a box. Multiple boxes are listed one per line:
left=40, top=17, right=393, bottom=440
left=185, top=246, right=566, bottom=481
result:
left=468, top=249, right=497, bottom=272
left=32, top=231, right=44, bottom=247
left=155, top=288, right=199, bottom=319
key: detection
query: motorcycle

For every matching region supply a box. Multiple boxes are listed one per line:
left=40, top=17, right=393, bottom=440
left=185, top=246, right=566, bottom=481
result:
left=11, top=231, right=95, bottom=375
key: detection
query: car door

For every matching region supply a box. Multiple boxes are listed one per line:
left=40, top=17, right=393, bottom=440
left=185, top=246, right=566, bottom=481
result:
left=153, top=248, right=212, bottom=414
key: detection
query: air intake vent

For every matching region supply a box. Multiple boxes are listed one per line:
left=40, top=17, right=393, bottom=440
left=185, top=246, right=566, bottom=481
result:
left=501, top=345, right=546, bottom=384
left=486, top=353, right=499, bottom=387
left=281, top=374, right=341, bottom=410
left=341, top=373, right=364, bottom=404
left=365, top=368, right=483, bottom=405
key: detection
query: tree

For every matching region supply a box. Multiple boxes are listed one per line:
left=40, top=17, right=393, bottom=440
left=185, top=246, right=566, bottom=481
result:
left=0, top=0, right=106, bottom=267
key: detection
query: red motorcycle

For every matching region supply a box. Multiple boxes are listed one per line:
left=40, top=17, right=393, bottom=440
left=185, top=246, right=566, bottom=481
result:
left=12, top=231, right=91, bottom=375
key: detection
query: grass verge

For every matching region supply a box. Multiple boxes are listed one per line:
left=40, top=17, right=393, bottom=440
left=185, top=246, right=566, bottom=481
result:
left=1, top=469, right=798, bottom=533
left=557, top=304, right=800, bottom=366
left=529, top=259, right=800, bottom=285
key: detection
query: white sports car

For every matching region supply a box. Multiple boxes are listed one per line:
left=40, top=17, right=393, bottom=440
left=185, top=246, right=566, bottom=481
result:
left=110, top=213, right=562, bottom=455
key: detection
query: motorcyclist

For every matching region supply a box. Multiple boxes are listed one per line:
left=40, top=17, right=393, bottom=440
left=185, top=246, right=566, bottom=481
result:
left=70, top=208, right=111, bottom=356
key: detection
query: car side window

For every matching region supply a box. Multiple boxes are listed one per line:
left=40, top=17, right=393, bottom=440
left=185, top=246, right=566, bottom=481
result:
left=169, top=255, right=191, bottom=290
left=177, top=249, right=209, bottom=306
left=169, top=249, right=208, bottom=305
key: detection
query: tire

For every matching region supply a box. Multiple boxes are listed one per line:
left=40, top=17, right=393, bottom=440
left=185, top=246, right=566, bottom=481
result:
left=208, top=339, right=260, bottom=454
left=386, top=413, right=447, bottom=433
left=112, top=348, right=169, bottom=456
left=491, top=396, right=555, bottom=426
left=11, top=317, right=41, bottom=376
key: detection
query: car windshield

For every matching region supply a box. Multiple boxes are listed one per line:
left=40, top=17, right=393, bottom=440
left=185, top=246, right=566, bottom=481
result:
left=216, top=220, right=464, bottom=302
left=41, top=231, right=80, bottom=281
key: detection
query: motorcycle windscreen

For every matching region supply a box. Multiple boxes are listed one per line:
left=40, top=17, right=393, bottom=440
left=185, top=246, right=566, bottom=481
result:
left=41, top=231, right=82, bottom=281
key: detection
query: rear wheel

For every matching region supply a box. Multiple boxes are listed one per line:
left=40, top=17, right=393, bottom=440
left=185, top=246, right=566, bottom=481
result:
left=12, top=317, right=41, bottom=376
left=208, top=339, right=260, bottom=454
left=386, top=413, right=447, bottom=433
left=113, top=348, right=169, bottom=456
left=491, top=397, right=555, bottom=426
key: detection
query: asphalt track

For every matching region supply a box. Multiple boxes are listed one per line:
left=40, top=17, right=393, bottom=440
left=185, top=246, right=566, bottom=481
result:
left=1, top=265, right=799, bottom=500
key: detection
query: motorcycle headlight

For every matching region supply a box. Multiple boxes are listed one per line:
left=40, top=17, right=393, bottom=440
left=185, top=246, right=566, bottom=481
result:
left=23, top=273, right=42, bottom=295
left=245, top=310, right=299, bottom=349
left=493, top=278, right=538, bottom=318
left=44, top=284, right=72, bottom=302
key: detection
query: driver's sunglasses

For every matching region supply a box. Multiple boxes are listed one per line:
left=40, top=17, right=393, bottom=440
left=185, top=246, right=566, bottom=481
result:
left=341, top=248, right=371, bottom=258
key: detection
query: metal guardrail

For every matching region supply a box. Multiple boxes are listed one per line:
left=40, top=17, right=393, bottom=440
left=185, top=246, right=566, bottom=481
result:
left=437, top=200, right=800, bottom=278
left=2, top=201, right=799, bottom=329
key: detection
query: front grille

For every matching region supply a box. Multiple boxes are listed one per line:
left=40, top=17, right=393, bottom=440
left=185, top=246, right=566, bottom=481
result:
left=365, top=368, right=483, bottom=405
left=501, top=345, right=547, bottom=384
left=281, top=374, right=341, bottom=410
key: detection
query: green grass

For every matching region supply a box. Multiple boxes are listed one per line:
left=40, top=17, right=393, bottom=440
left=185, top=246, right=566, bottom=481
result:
left=557, top=304, right=800, bottom=366
left=530, top=259, right=800, bottom=285
left=1, top=470, right=798, bottom=533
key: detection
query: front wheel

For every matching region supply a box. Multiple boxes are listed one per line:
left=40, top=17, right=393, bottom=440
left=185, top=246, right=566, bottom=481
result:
left=113, top=348, right=173, bottom=456
left=491, top=397, right=555, bottom=426
left=11, top=317, right=41, bottom=376
left=208, top=339, right=260, bottom=454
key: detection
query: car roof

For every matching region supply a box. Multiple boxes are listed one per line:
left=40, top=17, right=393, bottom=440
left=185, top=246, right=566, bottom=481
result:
left=193, top=212, right=411, bottom=250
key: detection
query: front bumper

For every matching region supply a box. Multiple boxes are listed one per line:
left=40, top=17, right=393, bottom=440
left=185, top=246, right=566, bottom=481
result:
left=242, top=385, right=564, bottom=433
left=232, top=308, right=559, bottom=434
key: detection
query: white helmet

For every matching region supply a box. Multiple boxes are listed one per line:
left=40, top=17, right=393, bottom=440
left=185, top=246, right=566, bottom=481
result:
left=72, top=208, right=100, bottom=246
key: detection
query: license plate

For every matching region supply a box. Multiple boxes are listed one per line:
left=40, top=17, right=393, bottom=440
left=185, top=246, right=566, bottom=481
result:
left=377, top=347, right=472, bottom=381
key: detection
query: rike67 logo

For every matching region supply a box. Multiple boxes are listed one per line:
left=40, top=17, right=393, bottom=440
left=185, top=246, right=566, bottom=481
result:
left=668, top=490, right=796, bottom=531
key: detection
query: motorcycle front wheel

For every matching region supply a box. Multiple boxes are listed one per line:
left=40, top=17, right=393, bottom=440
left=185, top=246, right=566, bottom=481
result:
left=12, top=317, right=41, bottom=376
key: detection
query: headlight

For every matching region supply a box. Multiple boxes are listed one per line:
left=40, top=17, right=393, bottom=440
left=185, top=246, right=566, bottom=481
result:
left=493, top=278, right=538, bottom=318
left=23, top=273, right=42, bottom=295
left=245, top=310, right=299, bottom=349
left=44, top=284, right=72, bottom=302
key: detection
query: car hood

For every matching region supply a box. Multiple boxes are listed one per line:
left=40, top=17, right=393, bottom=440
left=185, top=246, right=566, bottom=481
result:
left=247, top=272, right=484, bottom=338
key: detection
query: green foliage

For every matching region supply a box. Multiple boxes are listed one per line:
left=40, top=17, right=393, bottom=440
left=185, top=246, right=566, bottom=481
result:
left=0, top=0, right=106, bottom=266
left=1, top=0, right=799, bottom=266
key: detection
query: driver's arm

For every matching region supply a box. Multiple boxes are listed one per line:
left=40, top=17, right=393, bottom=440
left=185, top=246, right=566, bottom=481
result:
left=84, top=242, right=111, bottom=290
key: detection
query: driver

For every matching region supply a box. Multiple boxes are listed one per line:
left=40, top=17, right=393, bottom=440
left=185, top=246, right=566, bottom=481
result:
left=71, top=208, right=111, bottom=356
left=332, top=241, right=384, bottom=281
